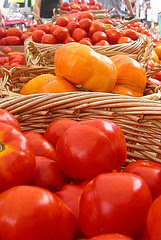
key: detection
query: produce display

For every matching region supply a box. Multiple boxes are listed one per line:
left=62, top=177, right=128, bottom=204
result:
left=59, top=0, right=103, bottom=12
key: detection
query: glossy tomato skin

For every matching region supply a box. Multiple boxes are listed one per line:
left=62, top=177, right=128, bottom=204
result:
left=0, top=109, right=21, bottom=130
left=79, top=173, right=152, bottom=238
left=56, top=119, right=127, bottom=181
left=92, top=31, right=107, bottom=44
left=123, top=160, right=161, bottom=201
left=89, top=21, right=106, bottom=35
left=31, top=156, right=67, bottom=192
left=77, top=233, right=134, bottom=240
left=72, top=28, right=87, bottom=42
left=44, top=118, right=76, bottom=148
left=32, top=30, right=45, bottom=43
left=105, top=29, right=122, bottom=44
left=0, top=185, right=75, bottom=240
left=23, top=131, right=57, bottom=161
left=0, top=123, right=35, bottom=192
left=36, top=24, right=50, bottom=33
left=41, top=34, right=57, bottom=44
left=147, top=195, right=161, bottom=240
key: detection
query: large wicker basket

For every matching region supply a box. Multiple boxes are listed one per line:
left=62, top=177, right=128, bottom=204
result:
left=1, top=66, right=161, bottom=165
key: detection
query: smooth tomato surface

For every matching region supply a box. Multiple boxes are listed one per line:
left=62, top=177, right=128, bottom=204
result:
left=77, top=233, right=134, bottom=240
left=0, top=109, right=21, bottom=130
left=79, top=172, right=152, bottom=238
left=0, top=123, right=35, bottom=192
left=0, top=185, right=75, bottom=240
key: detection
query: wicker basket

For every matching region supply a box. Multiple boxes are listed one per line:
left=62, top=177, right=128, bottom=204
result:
left=1, top=65, right=161, bottom=165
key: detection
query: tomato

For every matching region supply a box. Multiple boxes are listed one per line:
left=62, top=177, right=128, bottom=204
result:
left=20, top=34, right=29, bottom=43
left=80, top=3, right=89, bottom=11
left=23, top=131, right=57, bottom=161
left=92, top=31, right=107, bottom=44
left=104, top=23, right=115, bottom=30
left=56, top=183, right=84, bottom=238
left=0, top=28, right=6, bottom=39
left=9, top=54, right=25, bottom=65
left=63, top=37, right=75, bottom=43
left=32, top=30, right=45, bottom=43
left=79, top=38, right=92, bottom=46
left=0, top=37, right=6, bottom=46
left=56, top=17, right=69, bottom=27
left=72, top=28, right=87, bottom=42
left=36, top=24, right=50, bottom=34
left=71, top=3, right=81, bottom=10
left=44, top=118, right=76, bottom=148
left=60, top=5, right=71, bottom=11
left=89, top=21, right=106, bottom=35
left=0, top=185, right=75, bottom=240
left=147, top=194, right=161, bottom=240
left=95, top=2, right=103, bottom=9
left=78, top=11, right=94, bottom=21
left=124, top=160, right=161, bottom=201
left=67, top=21, right=79, bottom=34
left=0, top=109, right=21, bottom=130
left=41, top=34, right=57, bottom=44
left=77, top=233, right=134, bottom=240
left=6, top=27, right=22, bottom=38
left=0, top=123, right=35, bottom=192
left=95, top=40, right=109, bottom=46
left=117, top=37, right=133, bottom=44
left=152, top=71, right=161, bottom=81
left=79, top=172, right=152, bottom=238
left=56, top=119, right=127, bottom=181
left=6, top=36, right=21, bottom=45
left=31, top=156, right=67, bottom=191
left=105, top=29, right=122, bottom=44
left=123, top=29, right=138, bottom=41
left=27, top=26, right=35, bottom=32
left=79, top=18, right=92, bottom=32
left=53, top=27, right=69, bottom=42
left=50, top=25, right=59, bottom=34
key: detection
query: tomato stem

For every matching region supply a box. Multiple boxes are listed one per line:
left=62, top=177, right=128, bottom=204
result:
left=0, top=142, right=5, bottom=153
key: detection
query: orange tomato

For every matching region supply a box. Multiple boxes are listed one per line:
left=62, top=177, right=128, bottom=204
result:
left=154, top=45, right=161, bottom=60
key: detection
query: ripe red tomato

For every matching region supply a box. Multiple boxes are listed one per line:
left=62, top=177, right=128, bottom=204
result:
left=67, top=21, right=79, bottom=34
left=41, top=34, right=57, bottom=44
left=0, top=185, right=75, bottom=240
left=23, top=131, right=57, bottom=161
left=0, top=27, right=6, bottom=39
left=56, top=17, right=69, bottom=27
left=95, top=40, right=109, bottom=46
left=31, top=156, right=67, bottom=192
left=63, top=36, right=75, bottom=43
left=9, top=54, right=25, bottom=65
left=6, top=27, right=22, bottom=37
left=72, top=28, right=87, bottom=42
left=77, top=233, right=134, bottom=240
left=0, top=37, right=6, bottom=45
left=56, top=119, right=127, bottom=181
left=95, top=2, right=103, bottom=9
left=117, top=37, right=133, bottom=44
left=123, top=160, right=161, bottom=201
left=80, top=3, right=90, bottom=11
left=44, top=118, right=76, bottom=148
left=53, top=27, right=69, bottom=42
left=105, top=29, right=122, bottom=44
left=27, top=26, right=35, bottom=32
left=20, top=33, right=29, bottom=43
left=147, top=195, right=161, bottom=240
left=36, top=24, right=50, bottom=34
left=0, top=109, right=21, bottom=130
left=79, top=18, right=92, bottom=32
left=6, top=36, right=21, bottom=45
left=78, top=11, right=94, bottom=21
left=79, top=172, right=152, bottom=238
left=92, top=31, right=107, bottom=44
left=32, top=30, right=45, bottom=43
left=79, top=38, right=92, bottom=46
left=3, top=46, right=12, bottom=53
left=0, top=122, right=35, bottom=192
left=56, top=183, right=84, bottom=238
left=123, top=29, right=138, bottom=41
left=50, top=25, right=59, bottom=34
left=89, top=21, right=106, bottom=35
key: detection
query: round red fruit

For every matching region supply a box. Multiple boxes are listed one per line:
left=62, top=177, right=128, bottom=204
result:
left=56, top=17, right=69, bottom=27
left=79, top=38, right=92, bottom=46
left=67, top=21, right=79, bottom=34
left=41, top=34, right=57, bottom=44
left=92, top=31, right=107, bottom=44
left=95, top=40, right=109, bottom=46
left=32, top=30, right=45, bottom=43
left=123, top=29, right=138, bottom=40
left=89, top=21, right=106, bottom=35
left=36, top=24, right=50, bottom=34
left=79, top=18, right=92, bottom=32
left=78, top=11, right=94, bottom=21
left=72, top=28, right=87, bottom=42
left=53, top=27, right=69, bottom=42
left=105, top=28, right=122, bottom=44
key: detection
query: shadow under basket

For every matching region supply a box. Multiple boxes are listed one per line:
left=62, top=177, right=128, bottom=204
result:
left=1, top=66, right=161, bottom=165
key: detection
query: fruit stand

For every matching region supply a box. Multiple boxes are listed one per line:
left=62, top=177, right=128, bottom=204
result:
left=1, top=3, right=161, bottom=240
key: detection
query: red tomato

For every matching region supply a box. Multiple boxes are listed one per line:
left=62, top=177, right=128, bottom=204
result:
left=27, top=26, right=35, bottom=32
left=123, top=29, right=138, bottom=41
left=63, top=36, right=75, bottom=43
left=152, top=71, right=161, bottom=81
left=31, top=156, right=67, bottom=192
left=67, top=21, right=79, bottom=34
left=117, top=37, right=133, bottom=44
left=41, top=34, right=57, bottom=44
left=6, top=27, right=22, bottom=37
left=3, top=46, right=12, bottom=53
left=56, top=119, right=127, bottom=181
left=50, top=25, right=59, bottom=34
left=79, top=38, right=92, bottom=46
left=44, top=118, right=76, bottom=148
left=92, top=31, right=107, bottom=44
left=79, top=18, right=92, bottom=32
left=95, top=2, right=103, bottom=9
left=9, top=54, right=25, bottom=65
left=20, top=34, right=29, bottom=44
left=78, top=11, right=94, bottom=21
left=0, top=185, right=75, bottom=240
left=0, top=123, right=35, bottom=192
left=60, top=5, right=71, bottom=11
left=104, top=23, right=115, bottom=30
left=80, top=3, right=90, bottom=11
left=79, top=172, right=152, bottom=238
left=36, top=24, right=50, bottom=34
left=6, top=36, right=21, bottom=45
left=105, top=28, right=122, bottom=44
left=23, top=131, right=57, bottom=161
left=0, top=37, right=6, bottom=46
left=147, top=195, right=161, bottom=240
left=89, top=21, right=106, bottom=35
left=0, top=109, right=21, bottom=130
left=53, top=27, right=69, bottom=42
left=77, top=233, right=134, bottom=240
left=56, top=17, right=69, bottom=27
left=72, top=28, right=87, bottom=42
left=123, top=160, right=161, bottom=201
left=95, top=40, right=109, bottom=46
left=56, top=183, right=84, bottom=238
left=0, top=27, right=6, bottom=39
left=32, top=30, right=45, bottom=43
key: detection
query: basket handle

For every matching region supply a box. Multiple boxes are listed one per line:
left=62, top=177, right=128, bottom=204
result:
left=117, top=18, right=140, bottom=30
left=31, top=12, right=44, bottom=25
left=146, top=64, right=161, bottom=78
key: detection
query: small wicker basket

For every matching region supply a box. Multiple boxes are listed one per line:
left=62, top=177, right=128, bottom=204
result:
left=1, top=66, right=161, bottom=165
